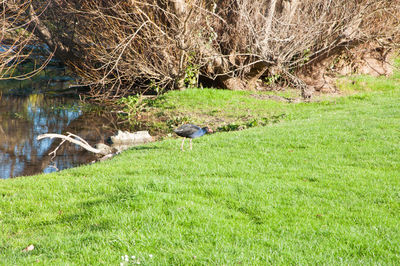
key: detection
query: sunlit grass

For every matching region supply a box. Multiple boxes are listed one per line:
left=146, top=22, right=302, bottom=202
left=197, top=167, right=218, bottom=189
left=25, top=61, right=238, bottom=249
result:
left=0, top=73, right=400, bottom=264
left=337, top=54, right=400, bottom=94
left=149, top=88, right=305, bottom=134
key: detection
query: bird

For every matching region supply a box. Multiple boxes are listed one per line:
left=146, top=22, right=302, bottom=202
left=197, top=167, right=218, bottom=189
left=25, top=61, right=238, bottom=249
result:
left=173, top=124, right=213, bottom=151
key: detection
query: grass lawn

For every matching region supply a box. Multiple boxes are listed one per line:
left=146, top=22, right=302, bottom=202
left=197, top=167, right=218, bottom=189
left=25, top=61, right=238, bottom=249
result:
left=0, top=73, right=400, bottom=264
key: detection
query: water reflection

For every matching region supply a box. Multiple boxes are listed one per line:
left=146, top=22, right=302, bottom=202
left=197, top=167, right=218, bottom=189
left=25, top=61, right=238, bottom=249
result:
left=0, top=94, right=94, bottom=178
left=0, top=63, right=115, bottom=178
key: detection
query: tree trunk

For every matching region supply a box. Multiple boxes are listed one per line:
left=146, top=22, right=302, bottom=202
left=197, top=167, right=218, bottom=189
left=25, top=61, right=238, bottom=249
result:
left=217, top=76, right=246, bottom=91
left=24, top=4, right=74, bottom=63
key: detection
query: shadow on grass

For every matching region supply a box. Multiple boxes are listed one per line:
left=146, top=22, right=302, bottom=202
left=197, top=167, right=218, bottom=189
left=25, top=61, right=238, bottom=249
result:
left=32, top=196, right=135, bottom=233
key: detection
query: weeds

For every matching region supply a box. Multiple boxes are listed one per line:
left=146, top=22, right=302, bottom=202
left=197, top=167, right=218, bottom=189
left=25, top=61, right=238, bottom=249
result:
left=165, top=116, right=190, bottom=129
left=184, top=62, right=200, bottom=89
left=217, top=114, right=286, bottom=132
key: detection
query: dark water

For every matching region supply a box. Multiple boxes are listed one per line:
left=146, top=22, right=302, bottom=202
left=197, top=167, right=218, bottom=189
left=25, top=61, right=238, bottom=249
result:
left=0, top=65, right=116, bottom=179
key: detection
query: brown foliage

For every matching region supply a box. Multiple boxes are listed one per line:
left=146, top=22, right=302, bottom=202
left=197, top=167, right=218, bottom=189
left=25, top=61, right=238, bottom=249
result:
left=1, top=0, right=400, bottom=98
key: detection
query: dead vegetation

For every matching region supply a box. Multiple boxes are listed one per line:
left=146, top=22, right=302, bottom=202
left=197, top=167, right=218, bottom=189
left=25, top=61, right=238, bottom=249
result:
left=1, top=1, right=399, bottom=99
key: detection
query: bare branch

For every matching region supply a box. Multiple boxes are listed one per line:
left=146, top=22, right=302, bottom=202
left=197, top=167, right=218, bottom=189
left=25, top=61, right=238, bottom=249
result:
left=37, top=133, right=104, bottom=155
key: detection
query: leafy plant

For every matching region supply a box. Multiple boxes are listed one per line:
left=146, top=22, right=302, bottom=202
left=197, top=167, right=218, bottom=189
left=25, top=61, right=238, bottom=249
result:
left=117, top=95, right=146, bottom=126
left=246, top=119, right=258, bottom=128
left=184, top=62, right=200, bottom=89
left=166, top=116, right=190, bottom=129
left=217, top=123, right=241, bottom=132
left=302, top=48, right=311, bottom=65
left=264, top=74, right=281, bottom=86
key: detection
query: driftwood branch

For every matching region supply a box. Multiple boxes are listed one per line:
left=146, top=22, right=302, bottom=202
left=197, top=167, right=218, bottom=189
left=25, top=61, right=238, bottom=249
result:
left=37, top=130, right=153, bottom=159
left=49, top=138, right=67, bottom=161
left=37, top=133, right=104, bottom=155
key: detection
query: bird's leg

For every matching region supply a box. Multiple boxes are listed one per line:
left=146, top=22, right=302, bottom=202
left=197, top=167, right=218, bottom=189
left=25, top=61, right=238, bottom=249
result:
left=181, top=138, right=185, bottom=151
left=189, top=138, right=192, bottom=150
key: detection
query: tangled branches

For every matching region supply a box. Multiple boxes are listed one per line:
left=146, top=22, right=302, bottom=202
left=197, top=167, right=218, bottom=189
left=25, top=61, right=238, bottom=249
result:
left=0, top=1, right=52, bottom=80
left=1, top=0, right=400, bottom=98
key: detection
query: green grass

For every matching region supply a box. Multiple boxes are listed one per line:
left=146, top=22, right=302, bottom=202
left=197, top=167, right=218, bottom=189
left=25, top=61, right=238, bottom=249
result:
left=336, top=56, right=400, bottom=94
left=159, top=89, right=289, bottom=121
left=1, top=75, right=400, bottom=264
left=141, top=88, right=308, bottom=135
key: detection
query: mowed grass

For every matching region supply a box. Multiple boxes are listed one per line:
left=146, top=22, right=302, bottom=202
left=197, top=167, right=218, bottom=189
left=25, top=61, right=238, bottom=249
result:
left=1, top=76, right=400, bottom=264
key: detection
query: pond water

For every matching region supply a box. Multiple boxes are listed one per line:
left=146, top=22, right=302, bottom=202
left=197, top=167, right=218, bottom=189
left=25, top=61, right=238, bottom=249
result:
left=0, top=64, right=116, bottom=179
